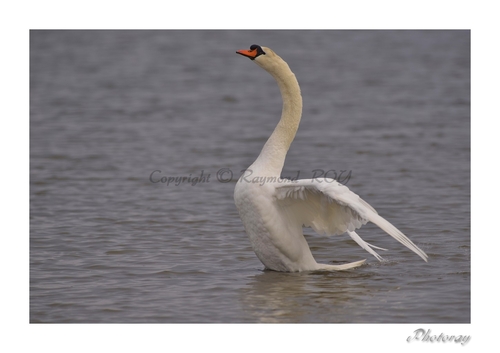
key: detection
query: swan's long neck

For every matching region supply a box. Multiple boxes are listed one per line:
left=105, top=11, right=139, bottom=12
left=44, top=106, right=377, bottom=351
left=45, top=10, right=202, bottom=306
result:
left=251, top=58, right=303, bottom=176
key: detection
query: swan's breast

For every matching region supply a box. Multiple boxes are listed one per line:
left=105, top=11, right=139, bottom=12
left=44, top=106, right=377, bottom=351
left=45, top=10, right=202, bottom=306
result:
left=234, top=179, right=288, bottom=268
left=234, top=178, right=316, bottom=271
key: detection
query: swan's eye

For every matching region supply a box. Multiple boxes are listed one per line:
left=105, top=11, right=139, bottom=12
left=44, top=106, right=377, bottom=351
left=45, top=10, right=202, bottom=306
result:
left=248, top=44, right=266, bottom=57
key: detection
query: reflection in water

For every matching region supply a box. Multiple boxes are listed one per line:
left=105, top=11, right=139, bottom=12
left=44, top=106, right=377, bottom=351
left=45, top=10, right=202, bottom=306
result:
left=240, top=268, right=379, bottom=323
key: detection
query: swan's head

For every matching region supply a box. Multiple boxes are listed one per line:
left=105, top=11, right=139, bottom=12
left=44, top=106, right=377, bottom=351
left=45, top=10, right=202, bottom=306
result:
left=236, top=44, right=283, bottom=72
left=236, top=44, right=267, bottom=60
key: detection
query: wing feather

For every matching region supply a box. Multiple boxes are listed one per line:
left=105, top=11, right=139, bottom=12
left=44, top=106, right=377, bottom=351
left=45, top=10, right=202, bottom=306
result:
left=274, top=178, right=428, bottom=262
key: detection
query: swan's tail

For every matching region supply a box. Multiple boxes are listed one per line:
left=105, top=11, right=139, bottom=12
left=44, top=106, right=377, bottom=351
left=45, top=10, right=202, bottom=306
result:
left=315, top=259, right=366, bottom=271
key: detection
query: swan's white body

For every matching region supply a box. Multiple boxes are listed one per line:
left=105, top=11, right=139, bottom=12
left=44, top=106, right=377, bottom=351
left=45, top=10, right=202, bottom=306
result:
left=234, top=45, right=428, bottom=272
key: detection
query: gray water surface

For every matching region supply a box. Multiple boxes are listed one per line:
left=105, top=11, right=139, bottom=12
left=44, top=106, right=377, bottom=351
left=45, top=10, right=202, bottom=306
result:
left=30, top=30, right=470, bottom=323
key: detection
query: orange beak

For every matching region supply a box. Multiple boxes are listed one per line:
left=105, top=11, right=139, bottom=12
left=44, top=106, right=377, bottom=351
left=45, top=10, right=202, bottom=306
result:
left=236, top=48, right=258, bottom=60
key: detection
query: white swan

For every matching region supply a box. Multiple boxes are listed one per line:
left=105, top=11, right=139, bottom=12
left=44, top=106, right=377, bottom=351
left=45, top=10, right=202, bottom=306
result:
left=234, top=44, right=428, bottom=272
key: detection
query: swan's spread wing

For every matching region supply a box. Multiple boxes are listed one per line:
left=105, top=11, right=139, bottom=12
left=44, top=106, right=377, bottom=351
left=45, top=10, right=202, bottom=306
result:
left=274, top=179, right=428, bottom=262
